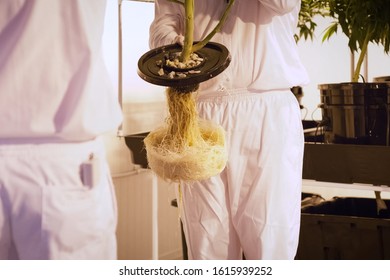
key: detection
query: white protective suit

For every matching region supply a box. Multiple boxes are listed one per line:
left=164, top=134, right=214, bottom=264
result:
left=0, top=0, right=122, bottom=259
left=150, top=0, right=309, bottom=259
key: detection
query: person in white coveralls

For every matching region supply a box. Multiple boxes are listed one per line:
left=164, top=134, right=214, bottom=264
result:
left=0, top=0, right=122, bottom=259
left=149, top=0, right=309, bottom=259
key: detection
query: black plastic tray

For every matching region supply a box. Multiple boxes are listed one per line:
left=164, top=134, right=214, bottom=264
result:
left=297, top=197, right=390, bottom=260
left=137, top=42, right=231, bottom=88
left=124, top=132, right=149, bottom=169
left=303, top=143, right=390, bottom=186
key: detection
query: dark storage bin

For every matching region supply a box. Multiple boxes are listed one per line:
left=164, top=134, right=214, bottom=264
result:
left=296, top=197, right=390, bottom=260
left=318, top=83, right=390, bottom=146
left=301, top=192, right=325, bottom=208
left=303, top=143, right=390, bottom=186
left=302, top=120, right=325, bottom=143
left=124, top=132, right=149, bottom=168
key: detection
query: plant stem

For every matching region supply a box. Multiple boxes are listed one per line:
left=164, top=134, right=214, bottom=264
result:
left=180, top=0, right=235, bottom=62
left=180, top=0, right=194, bottom=62
left=352, top=28, right=372, bottom=83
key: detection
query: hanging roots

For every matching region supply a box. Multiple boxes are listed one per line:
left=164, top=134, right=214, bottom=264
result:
left=144, top=86, right=227, bottom=182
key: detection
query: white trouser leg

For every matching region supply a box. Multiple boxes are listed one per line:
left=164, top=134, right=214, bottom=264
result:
left=0, top=138, right=117, bottom=260
left=179, top=175, right=242, bottom=260
left=179, top=89, right=303, bottom=260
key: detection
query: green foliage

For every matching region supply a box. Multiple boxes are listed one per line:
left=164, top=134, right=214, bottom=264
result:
left=297, top=0, right=390, bottom=82
left=296, top=0, right=330, bottom=42
left=324, top=0, right=390, bottom=53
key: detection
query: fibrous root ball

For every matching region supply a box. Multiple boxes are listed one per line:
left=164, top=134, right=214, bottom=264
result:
left=144, top=85, right=227, bottom=182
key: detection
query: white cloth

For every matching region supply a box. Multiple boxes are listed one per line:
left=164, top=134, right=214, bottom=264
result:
left=0, top=0, right=121, bottom=259
left=0, top=138, right=117, bottom=260
left=0, top=0, right=122, bottom=141
left=150, top=0, right=307, bottom=259
left=180, top=89, right=304, bottom=259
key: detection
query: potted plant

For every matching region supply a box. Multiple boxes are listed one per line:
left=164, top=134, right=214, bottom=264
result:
left=297, top=0, right=390, bottom=146
left=126, top=0, right=236, bottom=182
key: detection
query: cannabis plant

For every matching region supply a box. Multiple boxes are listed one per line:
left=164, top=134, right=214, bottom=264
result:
left=297, top=0, right=390, bottom=82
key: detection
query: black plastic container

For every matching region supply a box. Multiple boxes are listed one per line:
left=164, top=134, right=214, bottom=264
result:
left=291, top=86, right=304, bottom=109
left=319, top=82, right=390, bottom=145
left=137, top=42, right=231, bottom=88
left=302, top=120, right=325, bottom=143
left=303, top=143, right=390, bottom=186
left=374, top=76, right=390, bottom=82
left=297, top=197, right=390, bottom=260
left=124, top=132, right=149, bottom=169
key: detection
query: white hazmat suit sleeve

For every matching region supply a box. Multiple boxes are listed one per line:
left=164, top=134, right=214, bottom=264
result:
left=149, top=0, right=184, bottom=48
left=259, top=0, right=301, bottom=15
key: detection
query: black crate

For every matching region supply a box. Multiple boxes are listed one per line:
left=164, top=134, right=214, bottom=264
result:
left=296, top=197, right=390, bottom=260
left=303, top=143, right=390, bottom=185
left=124, top=132, right=149, bottom=169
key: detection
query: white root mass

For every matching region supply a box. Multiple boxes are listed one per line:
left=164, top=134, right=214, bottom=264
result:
left=144, top=87, right=227, bottom=182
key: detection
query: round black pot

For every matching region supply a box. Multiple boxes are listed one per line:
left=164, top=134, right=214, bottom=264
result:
left=137, top=42, right=231, bottom=89
left=319, top=82, right=390, bottom=145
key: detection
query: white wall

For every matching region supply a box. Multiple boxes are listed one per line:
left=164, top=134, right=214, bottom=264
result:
left=103, top=0, right=166, bottom=136
left=103, top=0, right=163, bottom=99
